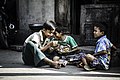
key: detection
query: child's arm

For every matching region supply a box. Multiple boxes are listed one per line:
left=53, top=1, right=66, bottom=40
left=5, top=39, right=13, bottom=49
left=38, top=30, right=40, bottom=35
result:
left=69, top=47, right=81, bottom=53
left=40, top=41, right=53, bottom=52
left=93, top=50, right=107, bottom=56
left=112, top=45, right=117, bottom=50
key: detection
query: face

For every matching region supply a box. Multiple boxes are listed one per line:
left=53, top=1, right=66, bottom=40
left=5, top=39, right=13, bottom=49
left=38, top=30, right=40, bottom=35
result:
left=44, top=29, right=55, bottom=38
left=54, top=31, right=62, bottom=39
left=93, top=26, right=104, bottom=38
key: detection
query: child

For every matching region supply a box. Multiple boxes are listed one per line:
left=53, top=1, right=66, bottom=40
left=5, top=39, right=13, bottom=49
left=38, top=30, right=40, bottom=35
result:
left=52, top=27, right=81, bottom=66
left=22, top=20, right=61, bottom=69
left=81, top=22, right=115, bottom=71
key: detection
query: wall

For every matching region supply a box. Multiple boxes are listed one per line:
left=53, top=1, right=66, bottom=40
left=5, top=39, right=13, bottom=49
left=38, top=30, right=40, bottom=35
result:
left=80, top=4, right=120, bottom=45
left=16, top=0, right=55, bottom=45
left=55, top=0, right=70, bottom=32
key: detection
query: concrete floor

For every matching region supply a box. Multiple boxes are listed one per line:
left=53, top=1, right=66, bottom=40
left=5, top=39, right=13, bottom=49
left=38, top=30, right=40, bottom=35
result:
left=0, top=49, right=120, bottom=80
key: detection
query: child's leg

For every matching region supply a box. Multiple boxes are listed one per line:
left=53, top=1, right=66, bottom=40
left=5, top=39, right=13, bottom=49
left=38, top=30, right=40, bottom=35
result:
left=53, top=56, right=68, bottom=67
left=77, top=57, right=88, bottom=68
left=80, top=54, right=96, bottom=71
left=77, top=52, right=88, bottom=67
left=85, top=54, right=96, bottom=62
left=81, top=57, right=88, bottom=66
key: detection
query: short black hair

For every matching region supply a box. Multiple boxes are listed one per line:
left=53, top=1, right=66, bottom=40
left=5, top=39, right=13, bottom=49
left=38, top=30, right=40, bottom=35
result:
left=43, top=20, right=57, bottom=30
left=55, top=27, right=63, bottom=35
left=55, top=23, right=70, bottom=34
left=55, top=27, right=69, bottom=35
left=93, top=22, right=107, bottom=34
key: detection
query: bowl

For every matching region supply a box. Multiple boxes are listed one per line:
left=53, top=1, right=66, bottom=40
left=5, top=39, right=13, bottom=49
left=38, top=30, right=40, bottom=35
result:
left=29, top=23, right=43, bottom=32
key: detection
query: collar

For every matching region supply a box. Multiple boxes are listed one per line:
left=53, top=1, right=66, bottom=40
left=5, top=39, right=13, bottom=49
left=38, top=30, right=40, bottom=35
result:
left=39, top=30, right=44, bottom=42
left=97, top=35, right=106, bottom=43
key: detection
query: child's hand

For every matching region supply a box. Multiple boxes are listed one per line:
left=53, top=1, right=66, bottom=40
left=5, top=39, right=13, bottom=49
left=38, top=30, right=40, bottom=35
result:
left=47, top=41, right=58, bottom=47
left=52, top=41, right=58, bottom=47
left=47, top=41, right=53, bottom=47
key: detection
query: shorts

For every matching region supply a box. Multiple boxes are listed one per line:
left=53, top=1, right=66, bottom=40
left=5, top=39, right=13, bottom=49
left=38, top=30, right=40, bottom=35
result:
left=90, top=58, right=109, bottom=70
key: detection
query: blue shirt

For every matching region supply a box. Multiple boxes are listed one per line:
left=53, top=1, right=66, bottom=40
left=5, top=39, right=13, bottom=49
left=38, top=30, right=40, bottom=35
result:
left=94, top=35, right=113, bottom=69
left=95, top=35, right=113, bottom=54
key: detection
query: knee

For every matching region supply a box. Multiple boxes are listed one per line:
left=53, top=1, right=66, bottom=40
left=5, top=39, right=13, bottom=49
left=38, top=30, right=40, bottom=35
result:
left=53, top=56, right=60, bottom=61
left=86, top=54, right=92, bottom=58
left=86, top=54, right=95, bottom=61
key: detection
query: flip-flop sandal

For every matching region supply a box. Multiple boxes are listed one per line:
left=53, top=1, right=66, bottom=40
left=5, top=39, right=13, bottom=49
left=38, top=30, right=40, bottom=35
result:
left=83, top=65, right=96, bottom=71
left=77, top=62, right=83, bottom=68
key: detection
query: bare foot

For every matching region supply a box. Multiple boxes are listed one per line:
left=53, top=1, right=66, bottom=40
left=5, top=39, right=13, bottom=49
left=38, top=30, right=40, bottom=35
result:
left=50, top=61, right=61, bottom=69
